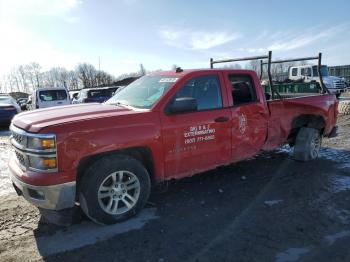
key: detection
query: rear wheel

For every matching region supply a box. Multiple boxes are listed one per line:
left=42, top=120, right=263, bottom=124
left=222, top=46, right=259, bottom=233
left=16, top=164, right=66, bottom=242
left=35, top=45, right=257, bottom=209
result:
left=79, top=155, right=151, bottom=225
left=293, top=127, right=321, bottom=162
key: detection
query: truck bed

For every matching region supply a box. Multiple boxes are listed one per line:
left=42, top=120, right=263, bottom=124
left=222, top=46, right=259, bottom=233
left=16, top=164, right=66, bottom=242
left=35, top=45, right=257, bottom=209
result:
left=263, top=94, right=338, bottom=150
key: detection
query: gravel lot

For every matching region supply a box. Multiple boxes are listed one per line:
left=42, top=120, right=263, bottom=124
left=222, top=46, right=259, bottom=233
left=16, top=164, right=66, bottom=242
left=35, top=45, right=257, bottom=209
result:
left=0, top=115, right=350, bottom=262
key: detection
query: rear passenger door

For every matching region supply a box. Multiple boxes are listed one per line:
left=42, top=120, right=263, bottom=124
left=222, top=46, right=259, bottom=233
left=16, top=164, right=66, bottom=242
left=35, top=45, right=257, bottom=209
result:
left=161, top=74, right=231, bottom=179
left=223, top=72, right=268, bottom=161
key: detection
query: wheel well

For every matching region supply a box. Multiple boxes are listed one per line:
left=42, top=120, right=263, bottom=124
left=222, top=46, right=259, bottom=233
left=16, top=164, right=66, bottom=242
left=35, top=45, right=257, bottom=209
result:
left=76, top=146, right=155, bottom=199
left=288, top=114, right=325, bottom=146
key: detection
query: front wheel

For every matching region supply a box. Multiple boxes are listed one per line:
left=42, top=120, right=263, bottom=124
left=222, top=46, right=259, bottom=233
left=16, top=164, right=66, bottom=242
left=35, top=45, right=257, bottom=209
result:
left=293, top=127, right=322, bottom=162
left=79, top=155, right=151, bottom=225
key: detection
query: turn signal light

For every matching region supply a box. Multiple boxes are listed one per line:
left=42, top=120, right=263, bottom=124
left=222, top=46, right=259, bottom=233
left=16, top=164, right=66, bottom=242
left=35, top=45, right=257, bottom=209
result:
left=41, top=139, right=55, bottom=149
left=42, top=158, right=57, bottom=168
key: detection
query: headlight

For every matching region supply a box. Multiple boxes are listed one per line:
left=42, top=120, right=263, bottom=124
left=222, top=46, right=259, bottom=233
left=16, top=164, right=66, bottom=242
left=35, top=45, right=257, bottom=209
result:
left=27, top=136, right=56, bottom=151
left=28, top=155, right=57, bottom=170
left=10, top=124, right=58, bottom=172
left=324, top=82, right=333, bottom=89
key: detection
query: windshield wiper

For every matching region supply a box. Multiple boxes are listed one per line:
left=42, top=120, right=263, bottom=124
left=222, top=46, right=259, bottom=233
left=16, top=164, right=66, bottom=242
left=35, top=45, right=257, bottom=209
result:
left=109, top=101, right=130, bottom=107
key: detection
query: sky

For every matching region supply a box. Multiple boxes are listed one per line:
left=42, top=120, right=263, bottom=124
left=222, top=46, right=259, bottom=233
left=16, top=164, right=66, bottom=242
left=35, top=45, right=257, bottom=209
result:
left=0, top=0, right=350, bottom=78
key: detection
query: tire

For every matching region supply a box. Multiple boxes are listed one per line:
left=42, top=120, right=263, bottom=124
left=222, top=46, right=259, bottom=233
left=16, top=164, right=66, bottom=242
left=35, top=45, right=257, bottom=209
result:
left=338, top=101, right=350, bottom=115
left=79, top=155, right=151, bottom=225
left=293, top=127, right=322, bottom=162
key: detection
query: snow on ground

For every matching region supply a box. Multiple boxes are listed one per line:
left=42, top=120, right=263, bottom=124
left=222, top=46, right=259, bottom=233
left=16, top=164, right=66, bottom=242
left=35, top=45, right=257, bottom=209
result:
left=35, top=208, right=158, bottom=257
left=319, top=148, right=350, bottom=169
left=324, top=230, right=350, bottom=245
left=0, top=129, right=15, bottom=196
left=275, top=247, right=311, bottom=262
left=330, top=175, right=350, bottom=193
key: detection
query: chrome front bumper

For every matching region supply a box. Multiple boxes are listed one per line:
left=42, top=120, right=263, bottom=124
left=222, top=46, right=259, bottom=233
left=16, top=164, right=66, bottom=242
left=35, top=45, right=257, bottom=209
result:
left=10, top=172, right=76, bottom=210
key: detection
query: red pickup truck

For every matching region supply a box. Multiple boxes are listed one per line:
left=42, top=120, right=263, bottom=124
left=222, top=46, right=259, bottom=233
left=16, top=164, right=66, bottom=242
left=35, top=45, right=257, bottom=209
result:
left=9, top=60, right=338, bottom=224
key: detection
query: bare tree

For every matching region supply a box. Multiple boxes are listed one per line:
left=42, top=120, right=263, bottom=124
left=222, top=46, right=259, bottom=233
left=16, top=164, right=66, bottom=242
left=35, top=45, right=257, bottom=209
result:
left=96, top=70, right=114, bottom=86
left=76, top=63, right=98, bottom=88
left=56, top=68, right=69, bottom=88
left=8, top=69, right=22, bottom=92
left=42, top=67, right=71, bottom=88
left=247, top=60, right=260, bottom=72
left=26, top=63, right=42, bottom=89
left=67, top=70, right=80, bottom=90
left=139, top=64, right=146, bottom=76
left=17, top=65, right=30, bottom=92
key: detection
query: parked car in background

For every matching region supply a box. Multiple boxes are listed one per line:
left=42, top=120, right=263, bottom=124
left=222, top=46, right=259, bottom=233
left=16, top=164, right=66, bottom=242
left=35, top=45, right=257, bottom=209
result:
left=28, top=87, right=71, bottom=109
left=69, top=90, right=80, bottom=101
left=16, top=98, right=29, bottom=111
left=0, top=95, right=21, bottom=125
left=73, top=87, right=119, bottom=104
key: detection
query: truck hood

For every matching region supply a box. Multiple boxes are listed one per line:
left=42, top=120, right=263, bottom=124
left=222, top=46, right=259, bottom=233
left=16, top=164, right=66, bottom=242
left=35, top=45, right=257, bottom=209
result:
left=12, top=103, right=137, bottom=133
left=324, top=76, right=342, bottom=81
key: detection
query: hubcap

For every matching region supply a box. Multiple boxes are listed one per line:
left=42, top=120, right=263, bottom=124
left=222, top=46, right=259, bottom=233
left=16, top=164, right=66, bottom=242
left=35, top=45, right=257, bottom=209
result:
left=98, top=171, right=140, bottom=215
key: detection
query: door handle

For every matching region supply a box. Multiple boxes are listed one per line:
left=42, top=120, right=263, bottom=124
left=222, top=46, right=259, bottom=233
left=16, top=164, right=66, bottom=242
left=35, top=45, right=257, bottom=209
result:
left=215, top=116, right=229, bottom=123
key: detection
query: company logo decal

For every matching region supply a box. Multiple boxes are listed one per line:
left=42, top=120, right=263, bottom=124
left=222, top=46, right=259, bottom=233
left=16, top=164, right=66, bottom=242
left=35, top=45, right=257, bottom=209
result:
left=239, top=114, right=247, bottom=134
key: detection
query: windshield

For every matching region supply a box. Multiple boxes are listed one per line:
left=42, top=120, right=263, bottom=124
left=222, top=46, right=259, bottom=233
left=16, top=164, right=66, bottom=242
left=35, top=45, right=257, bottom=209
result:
left=39, top=90, right=68, bottom=101
left=88, top=89, right=113, bottom=98
left=312, top=65, right=329, bottom=77
left=106, top=75, right=179, bottom=109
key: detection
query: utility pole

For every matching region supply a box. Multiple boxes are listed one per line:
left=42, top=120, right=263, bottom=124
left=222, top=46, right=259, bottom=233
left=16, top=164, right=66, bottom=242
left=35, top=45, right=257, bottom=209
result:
left=98, top=56, right=101, bottom=86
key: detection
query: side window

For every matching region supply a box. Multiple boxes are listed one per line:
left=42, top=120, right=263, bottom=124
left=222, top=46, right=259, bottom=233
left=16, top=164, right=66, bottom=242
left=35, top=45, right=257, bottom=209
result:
left=229, top=74, right=257, bottom=106
left=306, top=68, right=311, bottom=76
left=56, top=90, right=68, bottom=100
left=292, top=68, right=298, bottom=76
left=301, top=68, right=311, bottom=76
left=174, top=75, right=223, bottom=111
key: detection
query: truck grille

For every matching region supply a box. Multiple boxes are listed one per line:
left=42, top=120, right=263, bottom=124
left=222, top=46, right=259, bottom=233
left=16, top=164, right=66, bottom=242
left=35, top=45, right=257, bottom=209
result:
left=15, top=150, right=26, bottom=167
left=333, top=80, right=345, bottom=89
left=11, top=131, right=26, bottom=147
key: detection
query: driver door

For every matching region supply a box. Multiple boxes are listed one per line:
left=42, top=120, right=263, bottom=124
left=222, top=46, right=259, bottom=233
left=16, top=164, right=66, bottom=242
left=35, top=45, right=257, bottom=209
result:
left=160, top=73, right=231, bottom=179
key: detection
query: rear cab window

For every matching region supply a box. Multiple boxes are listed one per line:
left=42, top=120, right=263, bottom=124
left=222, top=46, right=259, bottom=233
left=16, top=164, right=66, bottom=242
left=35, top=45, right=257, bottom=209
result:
left=39, top=90, right=68, bottom=101
left=228, top=74, right=258, bottom=106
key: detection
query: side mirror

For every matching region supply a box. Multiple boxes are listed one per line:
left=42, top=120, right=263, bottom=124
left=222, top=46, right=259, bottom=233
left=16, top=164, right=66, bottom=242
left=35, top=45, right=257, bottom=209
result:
left=167, top=97, right=197, bottom=114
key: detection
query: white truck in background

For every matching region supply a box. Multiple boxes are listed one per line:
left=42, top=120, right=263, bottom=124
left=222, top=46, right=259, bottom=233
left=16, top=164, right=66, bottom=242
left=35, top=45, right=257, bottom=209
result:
left=28, top=87, right=71, bottom=109
left=288, top=65, right=347, bottom=94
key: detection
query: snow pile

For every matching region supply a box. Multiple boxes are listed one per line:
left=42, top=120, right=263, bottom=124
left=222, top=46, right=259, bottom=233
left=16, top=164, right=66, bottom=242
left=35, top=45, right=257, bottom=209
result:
left=0, top=133, right=15, bottom=196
